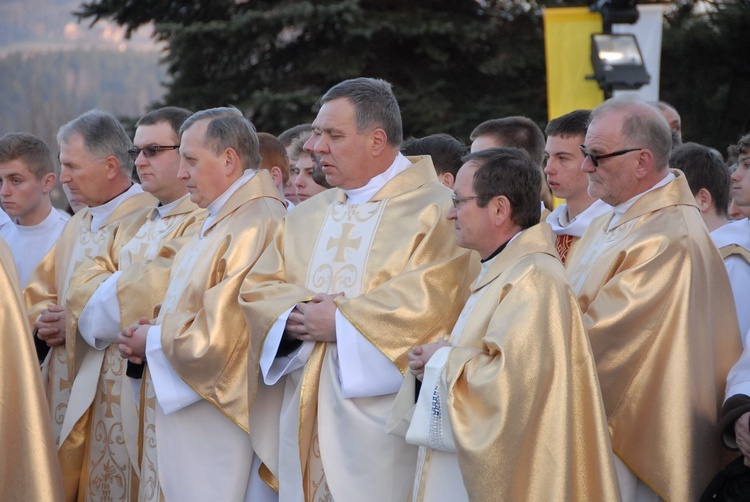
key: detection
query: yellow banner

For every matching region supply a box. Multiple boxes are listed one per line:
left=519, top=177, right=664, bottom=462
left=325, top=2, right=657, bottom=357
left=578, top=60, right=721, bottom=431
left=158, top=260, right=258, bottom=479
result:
left=543, top=7, right=604, bottom=121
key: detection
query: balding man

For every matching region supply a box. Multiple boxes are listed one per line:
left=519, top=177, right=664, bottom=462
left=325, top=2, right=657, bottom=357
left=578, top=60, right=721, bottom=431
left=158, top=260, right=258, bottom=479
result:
left=567, top=97, right=741, bottom=501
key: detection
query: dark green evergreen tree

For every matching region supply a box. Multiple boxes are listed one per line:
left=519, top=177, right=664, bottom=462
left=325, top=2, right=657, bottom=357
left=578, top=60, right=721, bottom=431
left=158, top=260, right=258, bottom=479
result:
left=76, top=0, right=559, bottom=139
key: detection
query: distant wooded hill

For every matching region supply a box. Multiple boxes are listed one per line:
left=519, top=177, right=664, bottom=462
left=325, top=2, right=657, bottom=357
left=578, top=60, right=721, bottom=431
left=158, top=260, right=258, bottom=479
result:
left=0, top=49, right=166, bottom=153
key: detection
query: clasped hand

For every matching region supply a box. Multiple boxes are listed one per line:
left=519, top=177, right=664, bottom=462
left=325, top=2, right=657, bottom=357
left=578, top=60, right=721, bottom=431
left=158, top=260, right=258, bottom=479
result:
left=284, top=293, right=340, bottom=343
left=117, top=317, right=152, bottom=364
left=35, top=304, right=66, bottom=347
left=408, top=339, right=450, bottom=381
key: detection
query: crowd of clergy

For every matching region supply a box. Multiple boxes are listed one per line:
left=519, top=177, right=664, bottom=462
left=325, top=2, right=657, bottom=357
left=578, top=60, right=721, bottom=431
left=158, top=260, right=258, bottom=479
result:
left=1, top=76, right=750, bottom=502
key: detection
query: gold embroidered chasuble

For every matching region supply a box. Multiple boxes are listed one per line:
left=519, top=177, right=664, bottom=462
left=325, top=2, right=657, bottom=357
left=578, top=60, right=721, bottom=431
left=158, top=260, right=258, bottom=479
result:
left=53, top=196, right=205, bottom=502
left=566, top=171, right=742, bottom=501
left=240, top=157, right=475, bottom=501
left=399, top=223, right=620, bottom=501
left=137, top=171, right=285, bottom=501
left=0, top=239, right=65, bottom=501
left=22, top=189, right=156, bottom=501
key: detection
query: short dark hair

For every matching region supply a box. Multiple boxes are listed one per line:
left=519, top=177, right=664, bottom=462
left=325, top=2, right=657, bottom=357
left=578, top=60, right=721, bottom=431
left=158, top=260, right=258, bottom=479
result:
left=136, top=107, right=193, bottom=139
left=317, top=77, right=403, bottom=147
left=470, top=116, right=545, bottom=166
left=728, top=132, right=750, bottom=161
left=401, top=134, right=467, bottom=177
left=257, top=132, right=290, bottom=184
left=670, top=142, right=730, bottom=217
left=463, top=147, right=541, bottom=230
left=0, top=133, right=55, bottom=180
left=545, top=109, right=591, bottom=139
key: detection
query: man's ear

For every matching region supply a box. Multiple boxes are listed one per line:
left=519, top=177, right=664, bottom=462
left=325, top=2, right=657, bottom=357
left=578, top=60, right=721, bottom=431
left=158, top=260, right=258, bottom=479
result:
left=439, top=172, right=454, bottom=189
left=694, top=187, right=714, bottom=213
left=491, top=195, right=511, bottom=226
left=634, top=149, right=656, bottom=180
left=104, top=156, right=121, bottom=180
left=224, top=147, right=241, bottom=177
left=269, top=166, right=284, bottom=188
left=369, top=128, right=388, bottom=157
left=41, top=172, right=57, bottom=193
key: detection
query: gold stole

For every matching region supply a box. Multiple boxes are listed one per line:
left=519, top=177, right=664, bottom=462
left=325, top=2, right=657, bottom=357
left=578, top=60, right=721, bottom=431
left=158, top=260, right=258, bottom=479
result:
left=138, top=235, right=208, bottom=502
left=75, top=210, right=192, bottom=502
left=47, top=211, right=112, bottom=447
left=300, top=201, right=386, bottom=500
left=720, top=243, right=750, bottom=264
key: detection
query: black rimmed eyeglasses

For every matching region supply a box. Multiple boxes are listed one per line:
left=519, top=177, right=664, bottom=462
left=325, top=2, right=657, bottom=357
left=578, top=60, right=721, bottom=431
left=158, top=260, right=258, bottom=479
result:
left=579, top=145, right=643, bottom=167
left=128, top=145, right=180, bottom=161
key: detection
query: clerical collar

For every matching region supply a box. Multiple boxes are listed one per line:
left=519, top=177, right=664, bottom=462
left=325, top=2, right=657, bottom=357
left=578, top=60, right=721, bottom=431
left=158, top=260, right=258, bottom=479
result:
left=88, top=183, right=143, bottom=232
left=547, top=199, right=611, bottom=238
left=201, top=170, right=255, bottom=236
left=481, top=230, right=522, bottom=263
left=153, top=193, right=190, bottom=221
left=608, top=172, right=675, bottom=230
left=343, top=153, right=410, bottom=205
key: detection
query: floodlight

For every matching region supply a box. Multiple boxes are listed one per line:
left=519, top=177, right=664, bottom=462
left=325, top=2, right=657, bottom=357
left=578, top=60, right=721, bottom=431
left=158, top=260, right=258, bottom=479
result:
left=590, top=33, right=650, bottom=91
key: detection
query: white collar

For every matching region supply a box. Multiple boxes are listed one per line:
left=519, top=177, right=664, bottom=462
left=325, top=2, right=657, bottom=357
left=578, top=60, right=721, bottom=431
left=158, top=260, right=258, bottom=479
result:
left=343, top=153, right=410, bottom=205
left=88, top=184, right=144, bottom=232
left=608, top=172, right=674, bottom=230
left=201, top=170, right=255, bottom=236
left=546, top=199, right=611, bottom=238
left=154, top=193, right=190, bottom=220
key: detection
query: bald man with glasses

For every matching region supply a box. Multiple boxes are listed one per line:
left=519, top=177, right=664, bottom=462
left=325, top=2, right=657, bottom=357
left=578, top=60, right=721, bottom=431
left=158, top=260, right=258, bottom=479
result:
left=566, top=97, right=741, bottom=501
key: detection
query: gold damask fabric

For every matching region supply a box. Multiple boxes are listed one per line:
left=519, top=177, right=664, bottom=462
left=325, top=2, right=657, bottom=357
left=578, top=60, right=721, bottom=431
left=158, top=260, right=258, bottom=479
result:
left=23, top=190, right=156, bottom=501
left=0, top=238, right=65, bottom=501
left=419, top=223, right=620, bottom=501
left=160, top=171, right=286, bottom=430
left=240, top=157, right=476, bottom=501
left=566, top=171, right=742, bottom=501
left=134, top=171, right=284, bottom=501
left=57, top=197, right=205, bottom=502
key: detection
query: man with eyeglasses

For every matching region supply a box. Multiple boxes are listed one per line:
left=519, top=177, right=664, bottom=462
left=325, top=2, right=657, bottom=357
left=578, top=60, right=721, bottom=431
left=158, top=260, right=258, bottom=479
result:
left=51, top=107, right=207, bottom=501
left=566, top=97, right=741, bottom=501
left=399, top=147, right=620, bottom=501
left=24, top=109, right=156, bottom=499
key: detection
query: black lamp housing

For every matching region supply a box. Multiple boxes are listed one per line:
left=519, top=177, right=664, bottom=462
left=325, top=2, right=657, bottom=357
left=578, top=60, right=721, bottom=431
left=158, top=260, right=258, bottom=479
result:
left=590, top=33, right=651, bottom=91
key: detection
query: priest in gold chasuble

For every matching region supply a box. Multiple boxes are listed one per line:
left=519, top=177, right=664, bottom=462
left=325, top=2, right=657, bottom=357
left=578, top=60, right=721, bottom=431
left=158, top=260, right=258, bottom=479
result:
left=116, top=108, right=286, bottom=502
left=59, top=108, right=205, bottom=502
left=23, top=110, right=156, bottom=501
left=394, top=148, right=620, bottom=501
left=0, top=237, right=65, bottom=501
left=240, top=78, right=475, bottom=502
left=567, top=98, right=741, bottom=501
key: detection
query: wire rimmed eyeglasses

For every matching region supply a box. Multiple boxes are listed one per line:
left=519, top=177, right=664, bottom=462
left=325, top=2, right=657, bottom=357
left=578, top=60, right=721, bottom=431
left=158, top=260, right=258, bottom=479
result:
left=128, top=145, right=180, bottom=161
left=579, top=145, right=642, bottom=167
left=451, top=194, right=480, bottom=208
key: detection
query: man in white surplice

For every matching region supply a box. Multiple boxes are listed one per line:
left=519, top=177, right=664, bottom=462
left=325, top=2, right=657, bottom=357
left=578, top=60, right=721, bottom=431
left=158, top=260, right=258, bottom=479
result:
left=669, top=141, right=750, bottom=342
left=0, top=133, right=68, bottom=287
